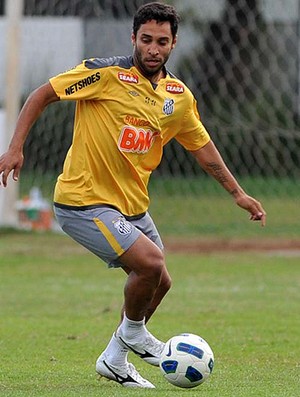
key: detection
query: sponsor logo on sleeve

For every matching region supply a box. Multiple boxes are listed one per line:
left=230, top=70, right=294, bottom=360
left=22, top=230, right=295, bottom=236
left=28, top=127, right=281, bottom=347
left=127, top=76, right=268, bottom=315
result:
left=65, top=72, right=100, bottom=95
left=118, top=72, right=139, bottom=84
left=166, top=82, right=184, bottom=94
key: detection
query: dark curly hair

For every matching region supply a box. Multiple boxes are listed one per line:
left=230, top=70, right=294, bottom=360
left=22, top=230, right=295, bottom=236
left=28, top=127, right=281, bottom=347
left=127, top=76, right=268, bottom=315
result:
left=133, top=2, right=180, bottom=39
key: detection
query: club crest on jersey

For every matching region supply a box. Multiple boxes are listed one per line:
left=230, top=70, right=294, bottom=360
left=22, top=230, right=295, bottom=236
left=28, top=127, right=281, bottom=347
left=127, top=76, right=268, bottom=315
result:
left=113, top=217, right=132, bottom=235
left=166, top=82, right=184, bottom=94
left=163, top=98, right=175, bottom=116
left=118, top=72, right=139, bottom=84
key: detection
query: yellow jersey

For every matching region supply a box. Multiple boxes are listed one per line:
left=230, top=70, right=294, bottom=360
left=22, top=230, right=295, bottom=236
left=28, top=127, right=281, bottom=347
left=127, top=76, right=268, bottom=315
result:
left=49, top=56, right=210, bottom=217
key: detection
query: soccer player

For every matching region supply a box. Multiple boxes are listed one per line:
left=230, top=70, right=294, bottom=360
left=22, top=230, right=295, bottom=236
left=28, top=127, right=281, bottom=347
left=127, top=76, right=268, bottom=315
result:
left=0, top=2, right=266, bottom=388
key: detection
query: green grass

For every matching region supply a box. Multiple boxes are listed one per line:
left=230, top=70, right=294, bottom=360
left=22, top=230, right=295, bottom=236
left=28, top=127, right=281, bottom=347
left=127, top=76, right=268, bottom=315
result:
left=148, top=178, right=300, bottom=238
left=149, top=193, right=300, bottom=238
left=17, top=175, right=300, bottom=239
left=1, top=232, right=299, bottom=396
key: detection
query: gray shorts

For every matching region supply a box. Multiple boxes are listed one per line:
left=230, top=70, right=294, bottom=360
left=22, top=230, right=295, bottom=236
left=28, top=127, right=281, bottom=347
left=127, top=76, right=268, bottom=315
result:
left=54, top=205, right=163, bottom=268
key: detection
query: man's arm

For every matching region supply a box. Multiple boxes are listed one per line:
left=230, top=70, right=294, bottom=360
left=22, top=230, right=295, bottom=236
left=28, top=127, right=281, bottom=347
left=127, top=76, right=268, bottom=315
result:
left=190, top=140, right=266, bottom=226
left=0, top=83, right=59, bottom=187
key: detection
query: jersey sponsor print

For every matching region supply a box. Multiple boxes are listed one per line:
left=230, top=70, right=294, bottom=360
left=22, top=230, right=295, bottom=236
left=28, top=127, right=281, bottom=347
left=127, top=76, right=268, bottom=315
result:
left=118, top=72, right=139, bottom=84
left=65, top=72, right=100, bottom=95
left=118, top=126, right=160, bottom=154
left=166, top=82, right=184, bottom=94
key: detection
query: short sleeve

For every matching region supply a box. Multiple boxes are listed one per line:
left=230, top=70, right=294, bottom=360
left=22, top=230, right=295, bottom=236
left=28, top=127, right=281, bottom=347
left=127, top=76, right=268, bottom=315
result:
left=49, top=61, right=102, bottom=100
left=175, top=98, right=211, bottom=150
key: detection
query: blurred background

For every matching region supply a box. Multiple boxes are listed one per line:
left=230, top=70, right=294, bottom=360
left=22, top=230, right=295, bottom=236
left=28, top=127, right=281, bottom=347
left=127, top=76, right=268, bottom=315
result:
left=0, top=0, right=299, bottom=241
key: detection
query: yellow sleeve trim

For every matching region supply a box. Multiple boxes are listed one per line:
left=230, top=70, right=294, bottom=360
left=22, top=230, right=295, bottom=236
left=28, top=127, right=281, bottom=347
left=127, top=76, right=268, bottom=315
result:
left=93, top=217, right=125, bottom=257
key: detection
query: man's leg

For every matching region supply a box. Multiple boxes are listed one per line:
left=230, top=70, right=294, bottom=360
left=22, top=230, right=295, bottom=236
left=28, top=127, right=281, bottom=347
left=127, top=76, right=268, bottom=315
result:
left=119, top=232, right=169, bottom=320
left=96, top=233, right=171, bottom=384
left=54, top=206, right=163, bottom=388
left=110, top=233, right=170, bottom=366
left=120, top=263, right=171, bottom=323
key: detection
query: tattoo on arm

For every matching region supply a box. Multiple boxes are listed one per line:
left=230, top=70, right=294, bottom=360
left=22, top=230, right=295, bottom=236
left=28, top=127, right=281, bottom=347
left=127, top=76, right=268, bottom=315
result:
left=206, top=162, right=228, bottom=185
left=230, top=188, right=239, bottom=196
left=206, top=162, right=239, bottom=196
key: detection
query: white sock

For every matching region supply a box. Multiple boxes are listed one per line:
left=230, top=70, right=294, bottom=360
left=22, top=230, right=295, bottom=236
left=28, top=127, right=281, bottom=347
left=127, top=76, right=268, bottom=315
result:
left=118, top=312, right=147, bottom=342
left=99, top=333, right=128, bottom=367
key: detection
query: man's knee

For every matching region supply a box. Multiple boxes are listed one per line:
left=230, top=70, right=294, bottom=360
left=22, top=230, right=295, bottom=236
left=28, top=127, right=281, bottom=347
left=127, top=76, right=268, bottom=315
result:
left=142, top=249, right=165, bottom=284
left=161, top=271, right=172, bottom=293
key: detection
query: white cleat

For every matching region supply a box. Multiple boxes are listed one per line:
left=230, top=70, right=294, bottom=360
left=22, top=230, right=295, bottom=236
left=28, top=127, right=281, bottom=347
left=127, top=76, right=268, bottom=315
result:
left=115, top=329, right=165, bottom=367
left=96, top=359, right=155, bottom=388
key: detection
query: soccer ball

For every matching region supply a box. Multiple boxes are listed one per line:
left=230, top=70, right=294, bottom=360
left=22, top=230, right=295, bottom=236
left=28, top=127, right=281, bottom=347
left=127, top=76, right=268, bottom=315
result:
left=159, top=333, right=214, bottom=388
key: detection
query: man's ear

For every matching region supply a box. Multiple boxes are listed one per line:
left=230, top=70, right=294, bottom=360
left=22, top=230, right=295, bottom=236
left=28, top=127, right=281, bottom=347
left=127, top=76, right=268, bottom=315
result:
left=171, top=35, right=177, bottom=49
left=131, top=32, right=136, bottom=46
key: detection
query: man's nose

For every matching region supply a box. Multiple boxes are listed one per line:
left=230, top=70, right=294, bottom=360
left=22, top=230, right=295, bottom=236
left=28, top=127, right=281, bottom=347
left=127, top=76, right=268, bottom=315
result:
left=148, top=45, right=159, bottom=56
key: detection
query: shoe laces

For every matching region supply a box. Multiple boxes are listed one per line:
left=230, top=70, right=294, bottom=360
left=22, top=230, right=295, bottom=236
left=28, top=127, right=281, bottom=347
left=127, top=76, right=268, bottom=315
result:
left=144, top=331, right=165, bottom=355
left=126, top=363, right=148, bottom=384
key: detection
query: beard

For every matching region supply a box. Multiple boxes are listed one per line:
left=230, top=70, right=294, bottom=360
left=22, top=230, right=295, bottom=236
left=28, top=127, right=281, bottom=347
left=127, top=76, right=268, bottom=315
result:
left=133, top=46, right=170, bottom=78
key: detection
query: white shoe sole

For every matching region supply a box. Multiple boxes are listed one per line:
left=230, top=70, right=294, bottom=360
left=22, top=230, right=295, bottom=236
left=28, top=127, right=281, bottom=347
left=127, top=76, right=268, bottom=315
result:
left=96, top=359, right=155, bottom=388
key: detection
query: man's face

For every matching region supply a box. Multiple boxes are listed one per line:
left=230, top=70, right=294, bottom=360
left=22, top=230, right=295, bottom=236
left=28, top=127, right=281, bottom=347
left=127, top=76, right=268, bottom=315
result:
left=132, top=20, right=176, bottom=78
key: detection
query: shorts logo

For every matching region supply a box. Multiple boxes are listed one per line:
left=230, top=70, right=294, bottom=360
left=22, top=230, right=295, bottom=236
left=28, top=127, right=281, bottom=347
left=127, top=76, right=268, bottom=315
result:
left=166, top=82, right=184, bottom=94
left=118, top=72, right=139, bottom=84
left=163, top=98, right=175, bottom=116
left=113, top=217, right=132, bottom=235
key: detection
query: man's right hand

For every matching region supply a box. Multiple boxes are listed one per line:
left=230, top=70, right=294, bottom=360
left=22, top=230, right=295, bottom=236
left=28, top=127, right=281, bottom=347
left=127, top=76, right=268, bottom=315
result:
left=0, top=149, right=24, bottom=187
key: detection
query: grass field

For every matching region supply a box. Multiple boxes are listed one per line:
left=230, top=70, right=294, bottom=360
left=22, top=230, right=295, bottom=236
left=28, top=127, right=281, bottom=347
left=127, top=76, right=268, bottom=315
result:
left=1, top=232, right=299, bottom=396
left=148, top=176, right=300, bottom=239
left=19, top=174, right=300, bottom=239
